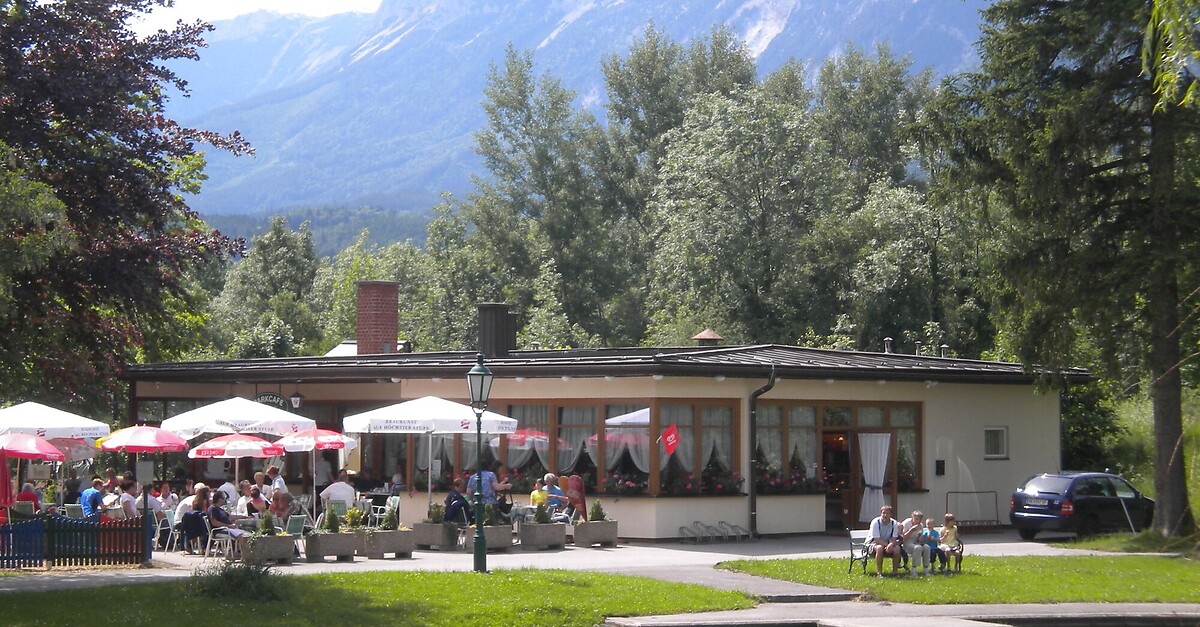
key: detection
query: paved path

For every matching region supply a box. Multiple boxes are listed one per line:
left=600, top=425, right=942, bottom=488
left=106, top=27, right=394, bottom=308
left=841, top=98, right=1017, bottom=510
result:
left=2, top=528, right=1197, bottom=626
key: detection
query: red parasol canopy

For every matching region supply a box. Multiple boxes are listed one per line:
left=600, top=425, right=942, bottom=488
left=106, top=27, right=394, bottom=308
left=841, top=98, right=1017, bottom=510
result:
left=101, top=425, right=189, bottom=454
left=0, top=454, right=12, bottom=508
left=276, top=428, right=357, bottom=453
left=0, top=433, right=67, bottom=462
left=188, top=433, right=284, bottom=459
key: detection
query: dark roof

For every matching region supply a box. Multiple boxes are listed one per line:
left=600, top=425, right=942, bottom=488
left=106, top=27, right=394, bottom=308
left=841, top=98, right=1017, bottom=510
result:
left=123, top=344, right=1087, bottom=386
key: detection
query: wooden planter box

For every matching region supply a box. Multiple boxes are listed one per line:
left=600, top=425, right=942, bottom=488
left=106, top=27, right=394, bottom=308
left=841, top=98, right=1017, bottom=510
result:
left=243, top=534, right=296, bottom=565
left=412, top=522, right=460, bottom=551
left=573, top=520, right=618, bottom=547
left=470, top=524, right=512, bottom=553
left=304, top=532, right=356, bottom=562
left=354, top=529, right=414, bottom=559
left=519, top=523, right=566, bottom=551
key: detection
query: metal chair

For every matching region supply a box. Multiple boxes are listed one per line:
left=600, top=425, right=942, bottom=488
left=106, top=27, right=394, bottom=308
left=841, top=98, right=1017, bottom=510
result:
left=285, top=514, right=306, bottom=557
left=64, top=503, right=84, bottom=518
left=204, top=516, right=237, bottom=561
left=157, top=509, right=177, bottom=552
left=370, top=496, right=400, bottom=527
left=12, top=501, right=34, bottom=516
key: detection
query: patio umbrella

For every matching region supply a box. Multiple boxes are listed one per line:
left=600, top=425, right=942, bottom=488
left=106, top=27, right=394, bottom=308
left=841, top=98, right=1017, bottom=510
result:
left=161, top=397, right=314, bottom=439
left=188, top=433, right=285, bottom=484
left=100, top=426, right=189, bottom=454
left=0, top=402, right=110, bottom=439
left=47, top=438, right=98, bottom=462
left=0, top=434, right=65, bottom=512
left=276, top=428, right=358, bottom=515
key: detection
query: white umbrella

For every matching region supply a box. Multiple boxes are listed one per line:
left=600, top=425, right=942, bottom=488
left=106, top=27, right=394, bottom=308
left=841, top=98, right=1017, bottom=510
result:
left=276, top=428, right=359, bottom=517
left=0, top=402, right=110, bottom=439
left=161, top=397, right=315, bottom=439
left=343, top=396, right=516, bottom=506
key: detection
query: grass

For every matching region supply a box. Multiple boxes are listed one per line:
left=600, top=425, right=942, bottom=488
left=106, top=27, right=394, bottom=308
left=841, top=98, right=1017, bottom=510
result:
left=719, top=555, right=1200, bottom=604
left=1058, top=530, right=1200, bottom=558
left=3, top=568, right=755, bottom=626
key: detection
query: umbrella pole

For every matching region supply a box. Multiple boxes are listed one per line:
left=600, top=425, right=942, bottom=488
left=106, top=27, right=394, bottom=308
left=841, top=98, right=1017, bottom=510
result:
left=427, top=432, right=433, bottom=511
left=311, top=448, right=317, bottom=518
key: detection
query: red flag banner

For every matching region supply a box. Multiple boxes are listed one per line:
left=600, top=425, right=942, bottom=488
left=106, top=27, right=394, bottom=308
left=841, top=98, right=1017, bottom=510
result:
left=661, top=423, right=680, bottom=455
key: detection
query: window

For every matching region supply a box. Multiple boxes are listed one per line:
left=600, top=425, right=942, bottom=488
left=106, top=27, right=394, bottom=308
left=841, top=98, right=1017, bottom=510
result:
left=984, top=427, right=1008, bottom=459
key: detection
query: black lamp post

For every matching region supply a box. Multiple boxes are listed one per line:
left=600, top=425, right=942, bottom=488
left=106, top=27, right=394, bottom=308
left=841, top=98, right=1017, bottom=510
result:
left=466, top=352, right=494, bottom=573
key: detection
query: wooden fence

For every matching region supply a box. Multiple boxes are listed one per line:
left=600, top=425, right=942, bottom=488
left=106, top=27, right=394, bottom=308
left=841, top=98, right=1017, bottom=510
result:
left=0, top=514, right=150, bottom=568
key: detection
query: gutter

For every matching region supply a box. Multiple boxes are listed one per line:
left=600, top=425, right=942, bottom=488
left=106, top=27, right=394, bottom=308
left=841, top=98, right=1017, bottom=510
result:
left=748, top=365, right=777, bottom=538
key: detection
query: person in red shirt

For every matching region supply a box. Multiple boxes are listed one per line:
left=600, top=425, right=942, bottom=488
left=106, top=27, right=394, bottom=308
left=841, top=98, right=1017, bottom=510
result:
left=16, top=482, right=41, bottom=512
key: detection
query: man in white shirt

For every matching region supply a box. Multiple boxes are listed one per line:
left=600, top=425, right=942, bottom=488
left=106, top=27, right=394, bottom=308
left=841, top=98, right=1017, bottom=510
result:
left=868, top=504, right=902, bottom=577
left=216, top=477, right=238, bottom=504
left=267, top=465, right=287, bottom=497
left=234, top=480, right=253, bottom=516
left=319, top=469, right=356, bottom=512
left=900, top=510, right=931, bottom=576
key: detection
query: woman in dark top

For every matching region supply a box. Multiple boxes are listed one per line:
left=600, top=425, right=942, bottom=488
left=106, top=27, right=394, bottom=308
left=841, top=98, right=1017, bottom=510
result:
left=206, top=490, right=249, bottom=556
left=443, top=477, right=472, bottom=525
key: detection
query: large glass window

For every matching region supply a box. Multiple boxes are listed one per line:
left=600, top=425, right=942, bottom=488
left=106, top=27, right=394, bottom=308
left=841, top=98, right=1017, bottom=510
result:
left=558, top=406, right=598, bottom=490
left=504, top=404, right=550, bottom=492
left=755, top=405, right=818, bottom=493
left=602, top=405, right=649, bottom=495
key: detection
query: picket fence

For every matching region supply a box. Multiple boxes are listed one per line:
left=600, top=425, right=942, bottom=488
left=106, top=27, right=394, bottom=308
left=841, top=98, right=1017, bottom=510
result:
left=0, top=514, right=150, bottom=568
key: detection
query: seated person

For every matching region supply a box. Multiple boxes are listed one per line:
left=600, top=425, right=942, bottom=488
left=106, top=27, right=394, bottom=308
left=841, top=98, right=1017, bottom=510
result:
left=529, top=478, right=547, bottom=509
left=869, top=504, right=902, bottom=577
left=939, top=512, right=964, bottom=571
left=319, top=469, right=356, bottom=512
left=923, top=516, right=946, bottom=572
left=207, top=490, right=250, bottom=555
left=443, top=478, right=473, bottom=525
left=267, top=491, right=310, bottom=533
left=16, top=482, right=41, bottom=512
left=543, top=473, right=565, bottom=512
left=900, top=510, right=931, bottom=576
left=79, top=478, right=105, bottom=519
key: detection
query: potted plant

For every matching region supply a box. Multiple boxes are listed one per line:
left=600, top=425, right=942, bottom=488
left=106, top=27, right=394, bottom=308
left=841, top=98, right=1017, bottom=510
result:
left=519, top=503, right=566, bottom=551
left=412, top=503, right=461, bottom=551
left=242, top=511, right=296, bottom=564
left=573, top=499, right=618, bottom=547
left=356, top=504, right=414, bottom=559
left=472, top=503, right=513, bottom=553
left=305, top=503, right=356, bottom=562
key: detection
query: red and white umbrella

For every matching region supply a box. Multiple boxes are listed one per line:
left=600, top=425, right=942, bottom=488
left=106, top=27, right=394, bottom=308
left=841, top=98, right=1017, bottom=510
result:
left=0, top=433, right=67, bottom=462
left=188, top=433, right=284, bottom=459
left=100, top=425, right=189, bottom=454
left=47, top=437, right=98, bottom=462
left=276, top=428, right=357, bottom=453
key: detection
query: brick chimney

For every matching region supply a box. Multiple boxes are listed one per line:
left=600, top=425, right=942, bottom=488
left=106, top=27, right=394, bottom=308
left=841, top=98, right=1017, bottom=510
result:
left=478, top=302, right=516, bottom=358
left=356, top=281, right=399, bottom=355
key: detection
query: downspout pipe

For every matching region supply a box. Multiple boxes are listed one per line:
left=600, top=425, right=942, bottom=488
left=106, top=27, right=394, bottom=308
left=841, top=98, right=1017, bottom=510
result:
left=748, top=365, right=777, bottom=539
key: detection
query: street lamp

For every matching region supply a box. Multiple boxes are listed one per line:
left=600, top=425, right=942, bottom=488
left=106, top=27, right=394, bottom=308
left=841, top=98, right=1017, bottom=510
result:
left=466, top=352, right=494, bottom=573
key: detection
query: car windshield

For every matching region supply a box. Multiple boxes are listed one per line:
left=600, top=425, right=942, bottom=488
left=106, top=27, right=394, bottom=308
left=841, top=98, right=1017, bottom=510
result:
left=1020, top=475, right=1071, bottom=495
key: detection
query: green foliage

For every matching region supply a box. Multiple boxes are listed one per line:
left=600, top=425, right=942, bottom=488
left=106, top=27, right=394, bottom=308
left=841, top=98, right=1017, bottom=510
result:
left=187, top=559, right=287, bottom=602
left=588, top=500, right=607, bottom=522
left=381, top=504, right=399, bottom=531
left=1061, top=384, right=1125, bottom=472
left=345, top=506, right=366, bottom=528
left=533, top=503, right=551, bottom=524
left=319, top=504, right=340, bottom=533
left=257, top=511, right=276, bottom=536
left=425, top=503, right=445, bottom=524
left=721, top=555, right=1200, bottom=604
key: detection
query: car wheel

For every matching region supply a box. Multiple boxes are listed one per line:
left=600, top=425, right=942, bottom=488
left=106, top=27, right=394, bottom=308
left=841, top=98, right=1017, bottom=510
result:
left=1077, top=514, right=1100, bottom=538
left=1017, top=527, right=1038, bottom=540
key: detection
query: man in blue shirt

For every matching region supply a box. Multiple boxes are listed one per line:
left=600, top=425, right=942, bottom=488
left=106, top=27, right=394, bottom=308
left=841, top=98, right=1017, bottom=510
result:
left=543, top=472, right=565, bottom=511
left=79, top=477, right=105, bottom=519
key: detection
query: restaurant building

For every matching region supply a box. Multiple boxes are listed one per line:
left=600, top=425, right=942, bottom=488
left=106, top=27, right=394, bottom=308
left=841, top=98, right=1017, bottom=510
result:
left=123, top=282, right=1082, bottom=538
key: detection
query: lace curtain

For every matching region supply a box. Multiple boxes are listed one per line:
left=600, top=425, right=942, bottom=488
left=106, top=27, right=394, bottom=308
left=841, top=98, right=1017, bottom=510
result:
left=604, top=405, right=645, bottom=471
left=701, top=407, right=733, bottom=471
left=557, top=406, right=595, bottom=473
left=506, top=404, right=550, bottom=470
left=661, top=404, right=693, bottom=471
left=416, top=434, right=454, bottom=473
left=756, top=405, right=783, bottom=467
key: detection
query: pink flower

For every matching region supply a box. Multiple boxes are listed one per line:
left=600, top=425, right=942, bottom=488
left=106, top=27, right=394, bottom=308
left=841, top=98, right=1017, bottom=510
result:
left=685, top=483, right=692, bottom=490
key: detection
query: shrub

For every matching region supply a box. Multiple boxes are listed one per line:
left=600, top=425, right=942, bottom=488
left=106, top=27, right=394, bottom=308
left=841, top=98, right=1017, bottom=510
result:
left=426, top=503, right=445, bottom=524
left=381, top=504, right=399, bottom=530
left=319, top=504, right=340, bottom=533
left=257, top=511, right=277, bottom=535
left=345, top=507, right=366, bottom=528
left=588, top=500, right=607, bottom=522
left=187, top=559, right=287, bottom=601
left=533, top=503, right=551, bottom=524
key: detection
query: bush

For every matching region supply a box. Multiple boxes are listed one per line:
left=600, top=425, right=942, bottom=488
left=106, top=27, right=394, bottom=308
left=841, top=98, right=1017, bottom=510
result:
left=188, top=559, right=287, bottom=601
left=533, top=503, right=551, bottom=524
left=381, top=504, right=399, bottom=530
left=588, top=500, right=607, bottom=522
left=319, top=504, right=340, bottom=533
left=257, top=511, right=276, bottom=535
left=345, top=507, right=366, bottom=528
left=426, top=503, right=445, bottom=524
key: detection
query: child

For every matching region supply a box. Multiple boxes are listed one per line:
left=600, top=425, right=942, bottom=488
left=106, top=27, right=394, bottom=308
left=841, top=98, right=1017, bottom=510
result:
left=529, top=478, right=547, bottom=509
left=923, top=516, right=946, bottom=572
left=939, top=512, right=963, bottom=572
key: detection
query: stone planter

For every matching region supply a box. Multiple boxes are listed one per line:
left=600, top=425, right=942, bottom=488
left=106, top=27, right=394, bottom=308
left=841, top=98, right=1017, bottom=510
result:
left=573, top=520, right=618, bottom=547
left=470, top=524, right=512, bottom=553
left=304, top=532, right=356, bottom=562
left=519, top=522, right=566, bottom=551
left=354, top=528, right=414, bottom=559
left=412, top=522, right=460, bottom=551
left=243, top=534, right=296, bottom=564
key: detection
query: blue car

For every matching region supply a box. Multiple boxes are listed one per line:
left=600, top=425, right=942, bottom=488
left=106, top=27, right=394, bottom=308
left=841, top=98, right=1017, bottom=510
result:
left=1009, top=471, right=1154, bottom=540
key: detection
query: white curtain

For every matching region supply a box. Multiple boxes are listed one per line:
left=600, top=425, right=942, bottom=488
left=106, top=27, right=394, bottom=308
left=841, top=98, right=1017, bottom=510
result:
left=509, top=404, right=550, bottom=471
left=661, top=405, right=693, bottom=472
left=557, top=407, right=594, bottom=473
left=701, top=407, right=733, bottom=471
left=460, top=434, right=478, bottom=472
left=858, top=433, right=891, bottom=524
left=416, top=434, right=453, bottom=472
left=757, top=406, right=783, bottom=467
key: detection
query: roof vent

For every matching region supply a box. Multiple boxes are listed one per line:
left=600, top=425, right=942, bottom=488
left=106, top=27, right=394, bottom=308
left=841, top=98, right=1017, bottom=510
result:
left=691, top=329, right=724, bottom=347
left=883, top=337, right=894, bottom=353
left=939, top=344, right=950, bottom=358
left=914, top=340, right=923, bottom=355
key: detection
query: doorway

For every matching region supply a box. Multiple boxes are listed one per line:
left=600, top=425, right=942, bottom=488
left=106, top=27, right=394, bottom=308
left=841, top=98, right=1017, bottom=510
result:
left=822, top=431, right=853, bottom=530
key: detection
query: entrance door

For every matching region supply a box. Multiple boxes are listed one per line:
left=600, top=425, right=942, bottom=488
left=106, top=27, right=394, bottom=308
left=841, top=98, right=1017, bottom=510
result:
left=822, top=431, right=855, bottom=529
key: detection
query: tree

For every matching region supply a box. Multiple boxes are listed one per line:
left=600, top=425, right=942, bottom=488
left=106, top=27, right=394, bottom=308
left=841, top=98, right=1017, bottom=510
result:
left=0, top=1, right=249, bottom=407
left=930, top=0, right=1198, bottom=536
left=1144, top=0, right=1200, bottom=109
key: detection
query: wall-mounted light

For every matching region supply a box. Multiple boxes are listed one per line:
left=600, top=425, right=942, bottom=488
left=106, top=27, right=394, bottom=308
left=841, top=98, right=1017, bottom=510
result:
left=515, top=376, right=526, bottom=383
left=824, top=379, right=835, bottom=385
left=652, top=374, right=663, bottom=381
left=604, top=376, right=614, bottom=382
left=876, top=380, right=886, bottom=386
left=926, top=380, right=938, bottom=389
left=561, top=375, right=572, bottom=382
left=431, top=377, right=442, bottom=383
left=715, top=375, right=726, bottom=382
left=390, top=377, right=402, bottom=383
left=289, top=391, right=304, bottom=410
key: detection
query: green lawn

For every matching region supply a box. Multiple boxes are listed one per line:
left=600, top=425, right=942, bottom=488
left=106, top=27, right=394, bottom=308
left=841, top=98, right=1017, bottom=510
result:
left=719, top=555, right=1200, bottom=604
left=3, top=569, right=755, bottom=627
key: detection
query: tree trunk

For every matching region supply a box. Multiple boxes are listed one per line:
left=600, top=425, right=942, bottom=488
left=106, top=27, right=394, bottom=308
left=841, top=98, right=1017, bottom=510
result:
left=1147, top=104, right=1196, bottom=538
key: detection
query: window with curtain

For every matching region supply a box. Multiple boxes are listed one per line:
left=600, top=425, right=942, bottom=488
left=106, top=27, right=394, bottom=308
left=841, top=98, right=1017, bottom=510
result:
left=754, top=405, right=784, bottom=492
left=701, top=406, right=738, bottom=494
left=558, top=406, right=597, bottom=490
left=505, top=404, right=549, bottom=492
left=415, top=434, right=455, bottom=490
left=788, top=406, right=817, bottom=488
left=891, top=406, right=919, bottom=490
left=659, top=404, right=696, bottom=494
left=603, top=404, right=649, bottom=495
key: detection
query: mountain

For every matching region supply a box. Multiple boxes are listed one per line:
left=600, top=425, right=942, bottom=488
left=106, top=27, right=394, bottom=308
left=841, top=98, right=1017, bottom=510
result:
left=172, top=0, right=988, bottom=217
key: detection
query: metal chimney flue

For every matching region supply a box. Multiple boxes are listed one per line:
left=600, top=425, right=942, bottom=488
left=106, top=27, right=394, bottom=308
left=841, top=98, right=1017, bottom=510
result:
left=883, top=337, right=894, bottom=353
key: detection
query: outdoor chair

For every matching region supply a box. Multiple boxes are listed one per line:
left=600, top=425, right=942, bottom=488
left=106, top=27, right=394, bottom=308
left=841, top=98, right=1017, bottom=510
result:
left=12, top=501, right=34, bottom=516
left=203, top=516, right=237, bottom=561
left=370, top=496, right=399, bottom=527
left=285, top=514, right=306, bottom=557
left=63, top=503, right=84, bottom=518
left=157, top=509, right=177, bottom=551
left=329, top=500, right=349, bottom=520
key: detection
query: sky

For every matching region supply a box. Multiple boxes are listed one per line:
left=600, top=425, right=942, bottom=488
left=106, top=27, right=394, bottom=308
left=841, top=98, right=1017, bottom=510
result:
left=134, top=0, right=382, bottom=33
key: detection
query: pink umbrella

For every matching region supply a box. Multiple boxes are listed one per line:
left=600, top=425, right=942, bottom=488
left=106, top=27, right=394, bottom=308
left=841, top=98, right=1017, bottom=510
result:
left=188, top=433, right=284, bottom=459
left=100, top=425, right=189, bottom=454
left=47, top=437, right=98, bottom=462
left=0, top=434, right=64, bottom=510
left=275, top=428, right=357, bottom=515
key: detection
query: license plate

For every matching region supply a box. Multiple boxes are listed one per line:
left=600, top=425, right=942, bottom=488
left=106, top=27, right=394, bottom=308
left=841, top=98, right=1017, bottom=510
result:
left=1026, top=497, right=1048, bottom=507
